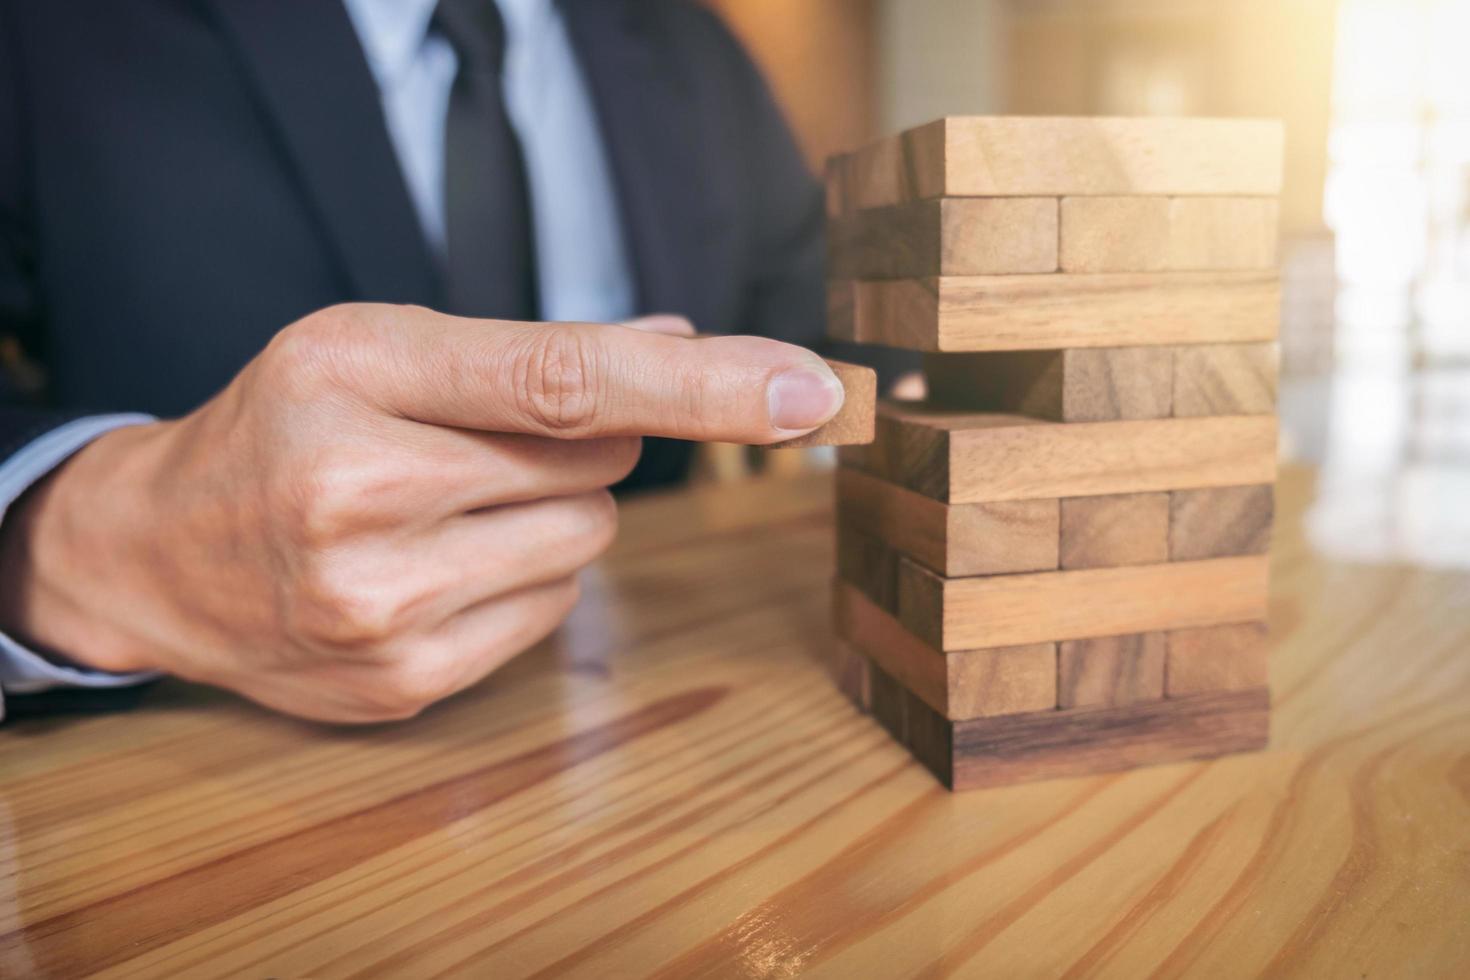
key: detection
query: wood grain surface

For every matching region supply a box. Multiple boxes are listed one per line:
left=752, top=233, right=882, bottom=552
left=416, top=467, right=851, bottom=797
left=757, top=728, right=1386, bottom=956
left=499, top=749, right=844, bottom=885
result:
left=1060, top=493, right=1171, bottom=570
left=865, top=658, right=1270, bottom=793
left=898, top=554, right=1270, bottom=652
left=826, top=278, right=857, bottom=341
left=1173, top=342, right=1280, bottom=417
left=827, top=198, right=1059, bottom=278
left=1170, top=484, right=1276, bottom=560
left=832, top=272, right=1281, bottom=352
left=767, top=358, right=877, bottom=449
left=923, top=347, right=1174, bottom=422
left=849, top=401, right=1277, bottom=504
left=2, top=466, right=1467, bottom=978
left=834, top=582, right=1057, bottom=721
left=830, top=119, right=946, bottom=214
left=1058, top=197, right=1279, bottom=273
left=836, top=466, right=1059, bottom=577
left=1166, top=623, right=1271, bottom=697
left=1058, top=633, right=1168, bottom=709
left=832, top=117, right=1285, bottom=207
left=836, top=523, right=901, bottom=612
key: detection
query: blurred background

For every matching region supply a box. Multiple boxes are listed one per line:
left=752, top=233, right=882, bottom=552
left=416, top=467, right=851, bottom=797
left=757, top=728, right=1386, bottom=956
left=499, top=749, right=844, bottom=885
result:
left=706, top=0, right=1470, bottom=569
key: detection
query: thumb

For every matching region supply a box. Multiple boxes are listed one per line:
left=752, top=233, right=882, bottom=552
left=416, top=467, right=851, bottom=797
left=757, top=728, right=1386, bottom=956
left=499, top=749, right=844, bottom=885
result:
left=379, top=311, right=845, bottom=444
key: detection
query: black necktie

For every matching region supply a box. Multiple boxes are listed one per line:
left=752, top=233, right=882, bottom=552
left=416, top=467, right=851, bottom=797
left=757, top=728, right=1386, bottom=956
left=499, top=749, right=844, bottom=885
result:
left=433, top=0, right=539, bottom=320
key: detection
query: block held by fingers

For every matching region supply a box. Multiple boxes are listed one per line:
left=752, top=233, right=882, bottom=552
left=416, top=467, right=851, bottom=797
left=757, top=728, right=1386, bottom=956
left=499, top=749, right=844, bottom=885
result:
left=769, top=359, right=877, bottom=449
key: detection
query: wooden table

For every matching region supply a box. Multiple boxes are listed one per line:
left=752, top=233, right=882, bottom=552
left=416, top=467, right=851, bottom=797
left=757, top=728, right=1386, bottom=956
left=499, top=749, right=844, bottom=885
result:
left=2, top=465, right=1467, bottom=978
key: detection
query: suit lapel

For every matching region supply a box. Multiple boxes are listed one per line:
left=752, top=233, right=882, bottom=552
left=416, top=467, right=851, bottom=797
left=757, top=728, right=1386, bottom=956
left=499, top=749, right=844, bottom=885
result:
left=203, top=0, right=442, bottom=307
left=559, top=0, right=720, bottom=321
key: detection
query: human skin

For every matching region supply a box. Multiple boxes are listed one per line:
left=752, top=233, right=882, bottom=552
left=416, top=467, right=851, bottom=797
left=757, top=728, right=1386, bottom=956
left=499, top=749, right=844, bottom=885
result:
left=0, top=305, right=844, bottom=722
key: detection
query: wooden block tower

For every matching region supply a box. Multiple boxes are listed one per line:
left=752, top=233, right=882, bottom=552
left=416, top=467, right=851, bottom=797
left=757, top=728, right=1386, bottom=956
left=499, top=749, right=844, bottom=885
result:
left=823, top=117, right=1283, bottom=790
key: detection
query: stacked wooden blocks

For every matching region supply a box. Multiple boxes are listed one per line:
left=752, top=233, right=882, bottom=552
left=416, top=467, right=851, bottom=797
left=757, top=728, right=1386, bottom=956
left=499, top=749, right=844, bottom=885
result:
left=825, top=117, right=1282, bottom=791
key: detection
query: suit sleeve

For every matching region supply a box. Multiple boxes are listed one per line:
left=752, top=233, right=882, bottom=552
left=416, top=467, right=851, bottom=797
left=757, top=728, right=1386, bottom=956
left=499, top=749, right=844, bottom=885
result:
left=0, top=0, right=71, bottom=446
left=0, top=7, right=158, bottom=717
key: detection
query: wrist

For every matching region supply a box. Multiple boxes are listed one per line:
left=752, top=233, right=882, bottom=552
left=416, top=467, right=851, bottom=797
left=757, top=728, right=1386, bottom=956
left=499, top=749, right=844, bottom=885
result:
left=0, top=422, right=172, bottom=674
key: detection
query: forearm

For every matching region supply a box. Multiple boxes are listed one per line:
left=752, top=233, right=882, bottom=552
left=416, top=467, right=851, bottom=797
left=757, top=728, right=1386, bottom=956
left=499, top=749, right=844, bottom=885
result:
left=0, top=415, right=164, bottom=675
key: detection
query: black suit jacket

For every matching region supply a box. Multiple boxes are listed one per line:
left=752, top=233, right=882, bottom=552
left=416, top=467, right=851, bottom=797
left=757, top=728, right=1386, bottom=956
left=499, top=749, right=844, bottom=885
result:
left=0, top=0, right=865, bottom=490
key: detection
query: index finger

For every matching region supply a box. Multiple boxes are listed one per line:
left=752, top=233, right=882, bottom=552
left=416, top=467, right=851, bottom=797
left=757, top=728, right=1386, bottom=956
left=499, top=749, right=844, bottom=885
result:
left=366, top=308, right=846, bottom=444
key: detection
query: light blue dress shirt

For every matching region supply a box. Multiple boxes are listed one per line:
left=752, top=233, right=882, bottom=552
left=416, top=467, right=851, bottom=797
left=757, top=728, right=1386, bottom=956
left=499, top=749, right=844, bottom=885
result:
left=0, top=0, right=635, bottom=716
left=342, top=0, right=635, bottom=322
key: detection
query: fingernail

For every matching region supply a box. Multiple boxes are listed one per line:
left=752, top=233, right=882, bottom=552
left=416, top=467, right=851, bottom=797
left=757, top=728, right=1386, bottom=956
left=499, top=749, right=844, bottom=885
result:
left=768, top=364, right=844, bottom=432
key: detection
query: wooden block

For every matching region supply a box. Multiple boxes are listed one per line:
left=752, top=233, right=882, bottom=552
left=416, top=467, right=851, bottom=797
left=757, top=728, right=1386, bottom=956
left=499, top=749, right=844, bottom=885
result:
left=898, top=554, right=1270, bottom=652
left=1169, top=198, right=1280, bottom=270
left=769, top=359, right=876, bottom=448
left=836, top=438, right=874, bottom=475
left=844, top=406, right=953, bottom=501
left=835, top=582, right=1057, bottom=720
left=863, top=656, right=1269, bottom=791
left=837, top=594, right=947, bottom=714
left=946, top=686, right=1269, bottom=790
left=827, top=199, right=1058, bottom=279
left=1059, top=197, right=1278, bottom=272
left=1173, top=343, right=1279, bottom=417
left=826, top=280, right=856, bottom=342
left=823, top=155, right=848, bottom=219
left=835, top=117, right=1284, bottom=209
left=1058, top=633, right=1166, bottom=708
left=835, top=525, right=900, bottom=613
left=1167, top=623, right=1270, bottom=696
left=832, top=272, right=1280, bottom=352
left=836, top=467, right=1058, bottom=577
left=924, top=347, right=1173, bottom=422
left=866, top=654, right=911, bottom=746
left=840, top=119, right=947, bottom=211
left=821, top=635, right=871, bottom=713
left=1059, top=196, right=1171, bottom=273
left=853, top=401, right=1277, bottom=504
left=1170, top=485, right=1275, bottom=560
left=1059, top=493, right=1170, bottom=570
left=947, top=643, right=1058, bottom=723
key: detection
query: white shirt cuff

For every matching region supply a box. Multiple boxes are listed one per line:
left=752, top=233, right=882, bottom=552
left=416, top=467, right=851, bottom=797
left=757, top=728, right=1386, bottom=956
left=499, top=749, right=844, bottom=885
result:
left=0, top=414, right=161, bottom=720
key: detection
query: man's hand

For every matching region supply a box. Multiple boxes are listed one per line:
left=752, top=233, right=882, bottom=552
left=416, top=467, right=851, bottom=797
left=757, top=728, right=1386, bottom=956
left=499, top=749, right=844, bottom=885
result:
left=0, top=304, right=844, bottom=721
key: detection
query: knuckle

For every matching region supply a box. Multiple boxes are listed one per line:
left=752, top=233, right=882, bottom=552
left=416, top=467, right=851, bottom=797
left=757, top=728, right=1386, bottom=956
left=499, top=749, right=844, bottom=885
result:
left=678, top=364, right=715, bottom=427
left=365, top=703, right=424, bottom=723
left=288, top=561, right=404, bottom=648
left=604, top=436, right=643, bottom=483
left=534, top=491, right=618, bottom=569
left=573, top=490, right=619, bottom=554
left=513, top=327, right=605, bottom=433
left=371, top=657, right=455, bottom=718
left=264, top=306, right=363, bottom=390
left=551, top=576, right=583, bottom=615
left=357, top=688, right=428, bottom=722
left=287, top=456, right=382, bottom=547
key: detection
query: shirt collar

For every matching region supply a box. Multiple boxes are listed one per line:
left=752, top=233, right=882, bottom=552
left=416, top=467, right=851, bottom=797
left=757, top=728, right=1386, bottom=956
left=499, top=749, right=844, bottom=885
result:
left=495, top=0, right=553, bottom=34
left=340, top=0, right=442, bottom=88
left=343, top=0, right=558, bottom=88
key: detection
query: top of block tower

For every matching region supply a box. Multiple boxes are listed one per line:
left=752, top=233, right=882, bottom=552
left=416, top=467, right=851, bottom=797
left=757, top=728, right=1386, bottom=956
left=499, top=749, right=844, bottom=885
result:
left=826, top=117, right=1284, bottom=214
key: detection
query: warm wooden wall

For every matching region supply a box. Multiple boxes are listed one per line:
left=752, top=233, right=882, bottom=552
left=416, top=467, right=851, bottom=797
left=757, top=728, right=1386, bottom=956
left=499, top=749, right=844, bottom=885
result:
left=705, top=0, right=1334, bottom=238
left=1002, top=0, right=1336, bottom=237
left=705, top=0, right=878, bottom=171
